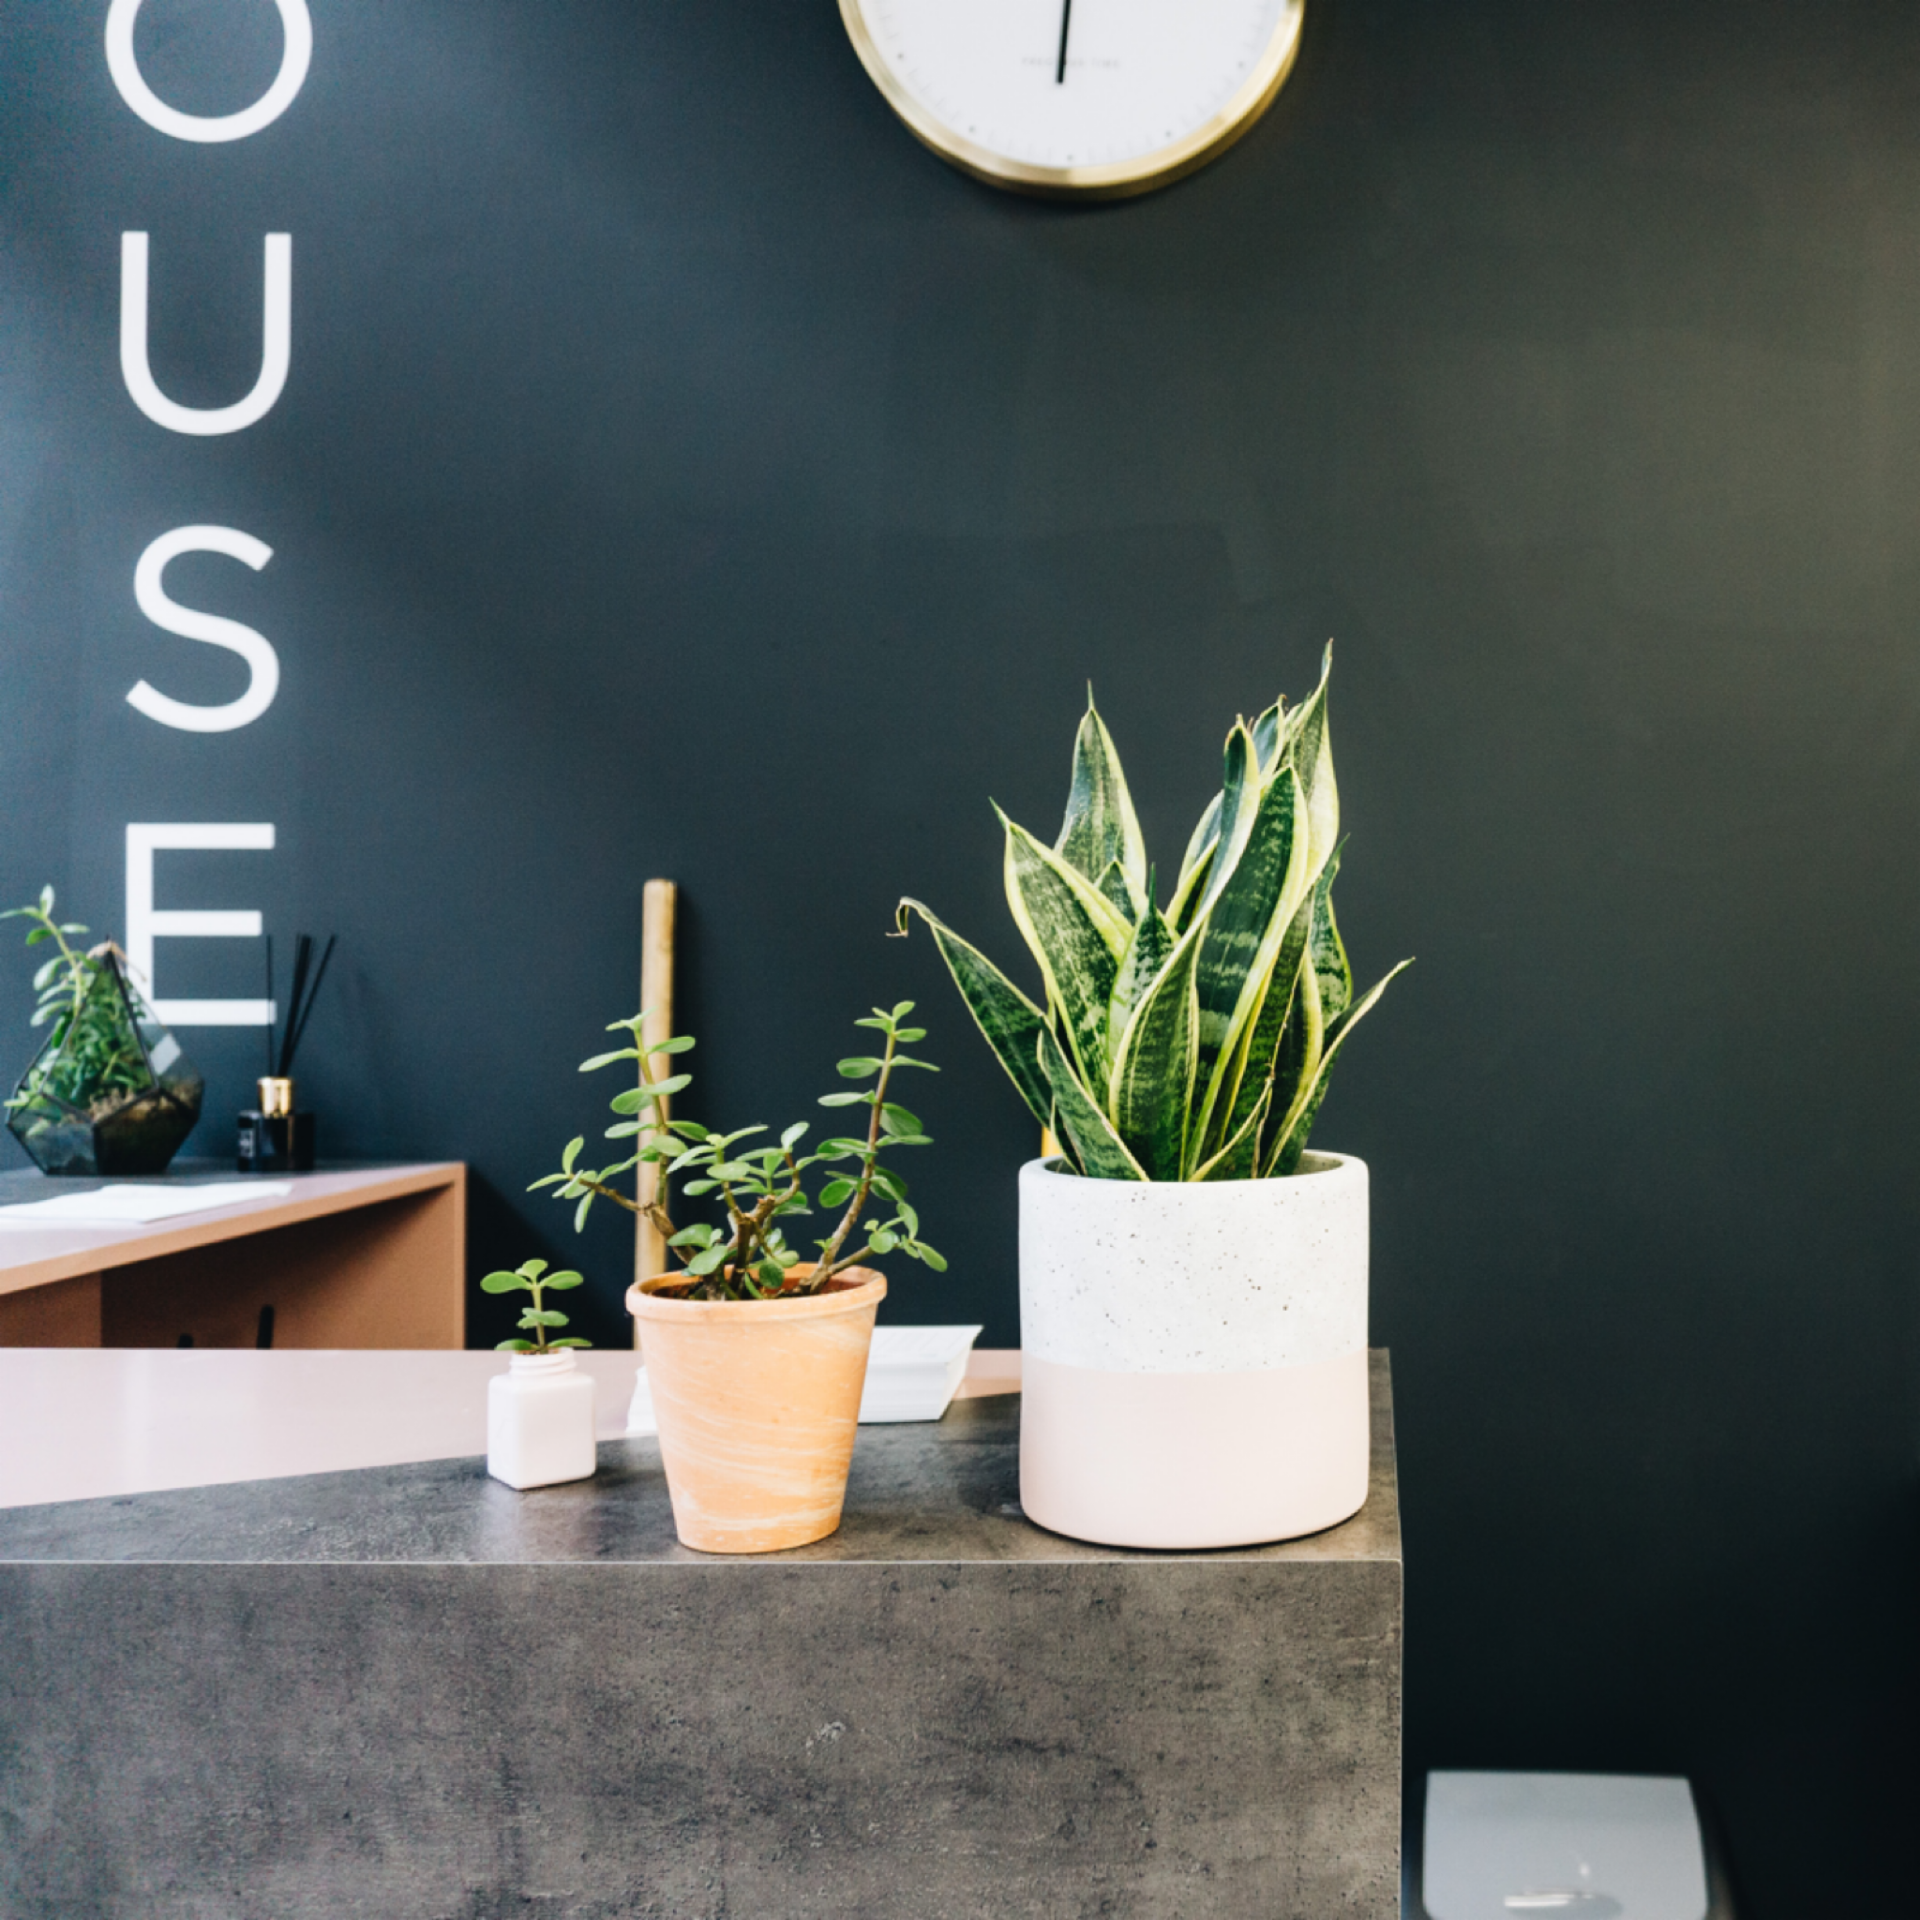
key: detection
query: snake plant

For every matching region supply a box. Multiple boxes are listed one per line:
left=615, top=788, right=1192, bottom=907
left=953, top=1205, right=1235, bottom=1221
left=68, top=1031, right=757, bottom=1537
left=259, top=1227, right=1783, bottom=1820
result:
left=899, top=649, right=1409, bottom=1181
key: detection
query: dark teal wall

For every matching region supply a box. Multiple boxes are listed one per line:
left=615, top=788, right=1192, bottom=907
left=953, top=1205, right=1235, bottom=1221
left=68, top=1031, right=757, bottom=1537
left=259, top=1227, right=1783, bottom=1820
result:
left=2, top=2, right=1916, bottom=1907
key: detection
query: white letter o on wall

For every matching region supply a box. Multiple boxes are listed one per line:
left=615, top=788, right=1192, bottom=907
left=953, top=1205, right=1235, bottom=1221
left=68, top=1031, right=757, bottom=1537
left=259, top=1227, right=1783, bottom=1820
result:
left=106, top=0, right=312, bottom=143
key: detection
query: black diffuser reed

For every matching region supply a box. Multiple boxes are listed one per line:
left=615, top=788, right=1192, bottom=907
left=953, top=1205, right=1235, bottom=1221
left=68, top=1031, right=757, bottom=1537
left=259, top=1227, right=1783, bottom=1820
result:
left=265, top=932, right=336, bottom=1080
left=238, top=932, right=335, bottom=1174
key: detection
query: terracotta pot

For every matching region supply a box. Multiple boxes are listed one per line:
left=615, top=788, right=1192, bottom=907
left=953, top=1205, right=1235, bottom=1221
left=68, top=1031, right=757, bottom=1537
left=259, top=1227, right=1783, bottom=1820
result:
left=625, top=1263, right=886, bottom=1553
left=1018, top=1150, right=1370, bottom=1550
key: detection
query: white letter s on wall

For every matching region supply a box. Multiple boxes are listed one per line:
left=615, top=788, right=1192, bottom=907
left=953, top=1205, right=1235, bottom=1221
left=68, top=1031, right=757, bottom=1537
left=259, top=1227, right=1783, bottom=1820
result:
left=128, top=526, right=281, bottom=733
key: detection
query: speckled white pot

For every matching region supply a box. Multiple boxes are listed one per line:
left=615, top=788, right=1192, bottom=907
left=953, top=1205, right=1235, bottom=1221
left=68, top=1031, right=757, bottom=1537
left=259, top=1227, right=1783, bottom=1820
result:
left=1018, top=1151, right=1370, bottom=1549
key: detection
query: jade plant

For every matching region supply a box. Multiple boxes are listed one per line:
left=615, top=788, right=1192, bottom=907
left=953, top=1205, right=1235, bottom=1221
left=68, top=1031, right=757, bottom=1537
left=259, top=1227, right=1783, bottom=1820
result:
left=2, top=888, right=151, bottom=1115
left=531, top=1001, right=946, bottom=1302
left=482, top=1258, right=592, bottom=1353
left=899, top=648, right=1410, bottom=1181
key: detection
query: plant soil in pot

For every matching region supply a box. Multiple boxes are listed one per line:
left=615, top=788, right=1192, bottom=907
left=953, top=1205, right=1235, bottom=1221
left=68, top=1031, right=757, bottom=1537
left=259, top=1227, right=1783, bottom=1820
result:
left=903, top=648, right=1410, bottom=1549
left=628, top=1264, right=886, bottom=1552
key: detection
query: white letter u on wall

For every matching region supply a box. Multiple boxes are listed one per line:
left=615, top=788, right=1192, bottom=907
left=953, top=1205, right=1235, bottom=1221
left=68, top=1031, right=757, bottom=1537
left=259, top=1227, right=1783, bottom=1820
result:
left=127, top=527, right=281, bottom=733
left=121, top=232, right=291, bottom=436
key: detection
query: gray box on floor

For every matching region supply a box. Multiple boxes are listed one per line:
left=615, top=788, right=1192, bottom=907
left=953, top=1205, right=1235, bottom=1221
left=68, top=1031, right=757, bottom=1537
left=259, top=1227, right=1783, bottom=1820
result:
left=1409, top=1771, right=1737, bottom=1920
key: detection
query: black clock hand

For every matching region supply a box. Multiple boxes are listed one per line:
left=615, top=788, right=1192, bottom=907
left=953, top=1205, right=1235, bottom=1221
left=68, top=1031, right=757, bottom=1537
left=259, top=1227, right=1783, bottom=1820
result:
left=1055, top=0, right=1072, bottom=83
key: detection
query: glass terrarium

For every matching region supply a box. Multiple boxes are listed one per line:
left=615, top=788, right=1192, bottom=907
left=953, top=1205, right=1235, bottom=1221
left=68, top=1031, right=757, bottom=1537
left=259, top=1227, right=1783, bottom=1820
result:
left=5, top=951, right=203, bottom=1176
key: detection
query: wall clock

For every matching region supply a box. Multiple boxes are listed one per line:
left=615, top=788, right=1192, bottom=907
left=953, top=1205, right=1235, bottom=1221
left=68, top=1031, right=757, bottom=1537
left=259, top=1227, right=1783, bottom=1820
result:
left=838, top=0, right=1305, bottom=200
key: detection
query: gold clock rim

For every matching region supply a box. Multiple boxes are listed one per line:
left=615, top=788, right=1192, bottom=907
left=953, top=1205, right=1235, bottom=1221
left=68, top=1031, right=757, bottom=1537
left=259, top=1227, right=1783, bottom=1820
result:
left=838, top=0, right=1305, bottom=201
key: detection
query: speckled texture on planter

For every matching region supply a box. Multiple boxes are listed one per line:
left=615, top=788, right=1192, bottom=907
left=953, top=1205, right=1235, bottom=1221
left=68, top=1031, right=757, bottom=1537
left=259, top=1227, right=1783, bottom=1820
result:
left=1018, top=1150, right=1368, bottom=1372
left=0, top=1361, right=1402, bottom=1920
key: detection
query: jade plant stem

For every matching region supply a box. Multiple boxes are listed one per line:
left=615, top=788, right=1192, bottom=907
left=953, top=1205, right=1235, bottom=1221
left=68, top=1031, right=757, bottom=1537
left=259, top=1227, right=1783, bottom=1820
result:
left=808, top=1019, right=898, bottom=1277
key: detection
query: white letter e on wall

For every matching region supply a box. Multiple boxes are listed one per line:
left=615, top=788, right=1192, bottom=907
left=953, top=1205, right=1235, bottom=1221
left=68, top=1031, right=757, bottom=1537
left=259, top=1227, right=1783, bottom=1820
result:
left=128, top=527, right=281, bottom=733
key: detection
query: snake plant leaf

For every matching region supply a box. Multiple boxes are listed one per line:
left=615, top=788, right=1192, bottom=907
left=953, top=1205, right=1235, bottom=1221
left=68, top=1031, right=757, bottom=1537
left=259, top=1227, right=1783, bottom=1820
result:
left=1107, top=897, right=1175, bottom=1073
left=1265, top=948, right=1325, bottom=1168
left=1249, top=840, right=1353, bottom=1174
left=1000, top=807, right=1131, bottom=958
left=999, top=809, right=1126, bottom=1090
left=1055, top=694, right=1148, bottom=916
left=1191, top=1076, right=1271, bottom=1182
left=914, top=651, right=1398, bottom=1182
left=1093, top=856, right=1139, bottom=922
left=1265, top=958, right=1413, bottom=1176
left=1250, top=697, right=1285, bottom=777
left=1308, top=841, right=1355, bottom=1029
left=1107, top=926, right=1202, bottom=1180
left=1208, top=883, right=1317, bottom=1164
left=1168, top=837, right=1215, bottom=934
left=1283, top=645, right=1340, bottom=871
left=1169, top=789, right=1223, bottom=932
left=1196, top=721, right=1262, bottom=921
left=1187, top=763, right=1314, bottom=1169
left=1036, top=1025, right=1146, bottom=1180
left=896, top=899, right=1052, bottom=1129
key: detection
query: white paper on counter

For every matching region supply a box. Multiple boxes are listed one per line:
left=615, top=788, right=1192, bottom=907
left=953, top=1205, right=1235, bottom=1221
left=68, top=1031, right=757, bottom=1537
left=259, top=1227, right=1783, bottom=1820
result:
left=0, top=1180, right=293, bottom=1226
left=626, top=1323, right=985, bottom=1435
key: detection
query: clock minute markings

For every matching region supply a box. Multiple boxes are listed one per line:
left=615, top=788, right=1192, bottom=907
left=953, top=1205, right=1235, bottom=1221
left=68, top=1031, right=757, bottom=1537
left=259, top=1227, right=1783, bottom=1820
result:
left=1054, top=0, right=1072, bottom=83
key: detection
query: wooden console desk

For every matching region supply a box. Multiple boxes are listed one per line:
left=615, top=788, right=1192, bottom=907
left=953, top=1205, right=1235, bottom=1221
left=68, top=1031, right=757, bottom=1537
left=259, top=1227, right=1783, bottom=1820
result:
left=0, top=1163, right=465, bottom=1349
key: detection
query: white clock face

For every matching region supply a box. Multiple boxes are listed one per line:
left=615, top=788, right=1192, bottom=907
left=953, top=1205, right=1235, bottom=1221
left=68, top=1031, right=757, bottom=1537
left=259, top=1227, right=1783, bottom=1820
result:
left=844, top=0, right=1303, bottom=195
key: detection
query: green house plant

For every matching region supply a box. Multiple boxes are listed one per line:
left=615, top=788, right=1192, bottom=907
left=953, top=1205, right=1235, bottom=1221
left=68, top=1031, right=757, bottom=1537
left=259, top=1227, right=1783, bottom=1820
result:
left=900, top=649, right=1410, bottom=1549
left=531, top=1000, right=944, bottom=1552
left=3, top=887, right=203, bottom=1177
left=481, top=1258, right=599, bottom=1491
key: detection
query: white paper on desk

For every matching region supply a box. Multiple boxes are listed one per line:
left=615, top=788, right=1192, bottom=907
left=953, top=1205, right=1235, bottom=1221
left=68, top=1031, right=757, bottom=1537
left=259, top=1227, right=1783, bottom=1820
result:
left=0, top=1180, right=293, bottom=1226
left=626, top=1323, right=984, bottom=1435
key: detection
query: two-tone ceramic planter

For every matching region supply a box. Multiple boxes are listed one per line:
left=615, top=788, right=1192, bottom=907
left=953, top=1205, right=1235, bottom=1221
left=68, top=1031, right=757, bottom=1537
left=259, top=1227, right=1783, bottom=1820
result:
left=626, top=1264, right=886, bottom=1554
left=1018, top=1151, right=1370, bottom=1550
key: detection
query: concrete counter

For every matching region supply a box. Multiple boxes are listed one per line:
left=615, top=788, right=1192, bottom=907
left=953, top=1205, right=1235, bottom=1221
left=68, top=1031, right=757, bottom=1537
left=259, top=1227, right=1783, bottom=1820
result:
left=0, top=1355, right=1402, bottom=1917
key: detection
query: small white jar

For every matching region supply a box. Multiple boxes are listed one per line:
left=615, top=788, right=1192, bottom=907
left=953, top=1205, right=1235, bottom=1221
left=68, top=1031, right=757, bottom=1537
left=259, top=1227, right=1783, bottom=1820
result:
left=487, top=1350, right=597, bottom=1490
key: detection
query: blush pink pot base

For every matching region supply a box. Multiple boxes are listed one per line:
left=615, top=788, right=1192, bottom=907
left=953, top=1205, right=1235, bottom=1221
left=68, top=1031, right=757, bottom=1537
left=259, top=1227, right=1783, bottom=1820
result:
left=1019, top=1346, right=1371, bottom=1550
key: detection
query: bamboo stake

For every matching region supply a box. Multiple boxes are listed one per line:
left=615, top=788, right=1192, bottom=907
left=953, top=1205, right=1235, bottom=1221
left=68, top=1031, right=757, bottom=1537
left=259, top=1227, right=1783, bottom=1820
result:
left=635, top=880, right=678, bottom=1344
